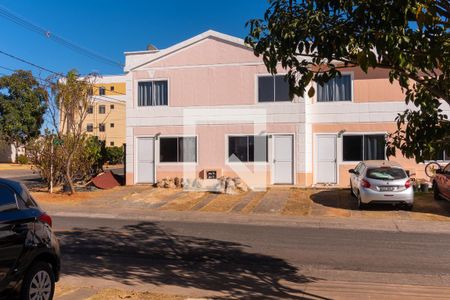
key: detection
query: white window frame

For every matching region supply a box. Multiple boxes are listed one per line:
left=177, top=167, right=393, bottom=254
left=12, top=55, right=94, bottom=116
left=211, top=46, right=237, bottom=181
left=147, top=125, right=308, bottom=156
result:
left=225, top=134, right=269, bottom=165
left=340, top=132, right=387, bottom=164
left=315, top=71, right=354, bottom=103
left=424, top=149, right=450, bottom=164
left=136, top=78, right=170, bottom=107
left=255, top=73, right=292, bottom=104
left=157, top=135, right=198, bottom=165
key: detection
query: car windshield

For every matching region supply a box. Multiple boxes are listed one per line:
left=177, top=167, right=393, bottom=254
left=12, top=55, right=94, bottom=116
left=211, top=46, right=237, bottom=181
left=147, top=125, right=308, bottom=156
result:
left=366, top=167, right=407, bottom=180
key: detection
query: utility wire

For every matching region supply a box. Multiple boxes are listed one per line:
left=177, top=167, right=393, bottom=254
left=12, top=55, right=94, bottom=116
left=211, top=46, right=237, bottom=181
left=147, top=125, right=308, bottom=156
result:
left=0, top=49, right=63, bottom=76
left=0, top=5, right=123, bottom=68
left=0, top=64, right=126, bottom=102
left=0, top=50, right=127, bottom=96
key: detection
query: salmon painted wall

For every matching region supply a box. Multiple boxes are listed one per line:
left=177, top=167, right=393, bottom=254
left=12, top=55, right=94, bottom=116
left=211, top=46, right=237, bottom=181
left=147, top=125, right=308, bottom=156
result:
left=147, top=38, right=261, bottom=68
left=310, top=67, right=406, bottom=103
left=311, top=123, right=428, bottom=187
left=129, top=123, right=299, bottom=185
left=131, top=38, right=289, bottom=107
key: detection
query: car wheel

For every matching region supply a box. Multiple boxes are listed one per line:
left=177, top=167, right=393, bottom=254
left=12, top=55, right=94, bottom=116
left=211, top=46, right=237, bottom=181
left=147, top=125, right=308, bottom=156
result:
left=433, top=182, right=442, bottom=201
left=350, top=181, right=355, bottom=197
left=20, top=261, right=55, bottom=300
left=357, top=192, right=365, bottom=210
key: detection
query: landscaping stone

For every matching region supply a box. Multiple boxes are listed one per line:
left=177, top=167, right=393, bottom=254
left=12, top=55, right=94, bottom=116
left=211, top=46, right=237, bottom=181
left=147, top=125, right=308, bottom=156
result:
left=192, top=178, right=202, bottom=189
left=225, top=178, right=237, bottom=195
left=236, top=181, right=248, bottom=192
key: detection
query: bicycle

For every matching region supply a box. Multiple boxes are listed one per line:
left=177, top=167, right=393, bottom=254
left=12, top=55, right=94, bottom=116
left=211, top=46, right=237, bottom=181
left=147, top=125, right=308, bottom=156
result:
left=425, top=161, right=442, bottom=179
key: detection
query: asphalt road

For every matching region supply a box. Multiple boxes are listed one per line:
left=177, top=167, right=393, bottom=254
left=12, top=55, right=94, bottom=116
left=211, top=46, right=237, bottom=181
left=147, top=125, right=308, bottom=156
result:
left=53, top=216, right=450, bottom=299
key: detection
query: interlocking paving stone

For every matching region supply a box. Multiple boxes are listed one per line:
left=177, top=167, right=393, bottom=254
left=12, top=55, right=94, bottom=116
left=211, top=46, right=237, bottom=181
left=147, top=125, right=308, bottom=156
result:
left=253, top=189, right=291, bottom=214
left=191, top=193, right=218, bottom=211
left=230, top=192, right=257, bottom=213
left=149, top=191, right=187, bottom=209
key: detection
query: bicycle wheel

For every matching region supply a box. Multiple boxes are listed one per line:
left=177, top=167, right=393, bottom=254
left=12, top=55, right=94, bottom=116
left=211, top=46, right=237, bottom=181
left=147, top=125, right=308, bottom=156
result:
left=425, top=161, right=441, bottom=178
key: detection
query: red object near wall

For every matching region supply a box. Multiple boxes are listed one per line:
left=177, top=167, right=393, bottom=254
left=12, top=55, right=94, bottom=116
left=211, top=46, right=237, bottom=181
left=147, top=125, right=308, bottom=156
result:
left=92, top=171, right=120, bottom=189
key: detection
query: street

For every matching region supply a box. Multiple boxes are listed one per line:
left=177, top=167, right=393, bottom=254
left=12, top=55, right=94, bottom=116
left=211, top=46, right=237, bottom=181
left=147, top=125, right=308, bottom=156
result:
left=54, top=215, right=450, bottom=299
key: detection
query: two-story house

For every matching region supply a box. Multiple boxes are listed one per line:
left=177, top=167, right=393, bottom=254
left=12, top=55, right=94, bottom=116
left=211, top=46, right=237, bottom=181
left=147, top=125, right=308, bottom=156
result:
left=122, top=30, right=450, bottom=187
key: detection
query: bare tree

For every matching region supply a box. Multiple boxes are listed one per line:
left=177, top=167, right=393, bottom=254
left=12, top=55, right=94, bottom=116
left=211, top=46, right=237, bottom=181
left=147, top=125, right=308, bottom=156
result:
left=47, top=69, right=98, bottom=194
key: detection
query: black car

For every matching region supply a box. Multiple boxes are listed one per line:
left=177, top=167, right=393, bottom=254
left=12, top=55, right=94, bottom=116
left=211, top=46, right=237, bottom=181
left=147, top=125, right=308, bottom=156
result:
left=0, top=178, right=60, bottom=300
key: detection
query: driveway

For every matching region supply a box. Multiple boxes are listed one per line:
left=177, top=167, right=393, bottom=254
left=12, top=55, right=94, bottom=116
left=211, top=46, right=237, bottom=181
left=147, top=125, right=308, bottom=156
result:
left=33, top=186, right=450, bottom=223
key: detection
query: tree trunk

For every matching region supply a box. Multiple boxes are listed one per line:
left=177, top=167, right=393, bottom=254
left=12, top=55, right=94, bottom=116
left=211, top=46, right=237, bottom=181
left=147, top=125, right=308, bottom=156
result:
left=65, top=152, right=75, bottom=194
left=13, top=142, right=19, bottom=164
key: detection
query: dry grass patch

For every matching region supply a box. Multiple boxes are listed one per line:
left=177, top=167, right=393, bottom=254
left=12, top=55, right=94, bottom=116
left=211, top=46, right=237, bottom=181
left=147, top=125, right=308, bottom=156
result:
left=240, top=191, right=267, bottom=214
left=282, top=188, right=312, bottom=216
left=159, top=191, right=206, bottom=211
left=31, top=190, right=96, bottom=204
left=200, top=192, right=246, bottom=212
left=87, top=288, right=184, bottom=300
left=0, top=163, right=31, bottom=170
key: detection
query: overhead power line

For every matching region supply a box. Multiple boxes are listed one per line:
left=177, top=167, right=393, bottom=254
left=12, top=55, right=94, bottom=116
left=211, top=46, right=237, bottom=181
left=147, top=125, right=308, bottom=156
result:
left=0, top=51, right=128, bottom=98
left=0, top=5, right=123, bottom=68
left=0, top=49, right=63, bottom=76
left=0, top=64, right=126, bottom=102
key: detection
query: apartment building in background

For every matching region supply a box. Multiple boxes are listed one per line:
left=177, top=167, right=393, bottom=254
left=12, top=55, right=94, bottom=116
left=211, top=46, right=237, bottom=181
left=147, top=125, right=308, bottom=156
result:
left=120, top=30, right=449, bottom=187
left=83, top=75, right=127, bottom=147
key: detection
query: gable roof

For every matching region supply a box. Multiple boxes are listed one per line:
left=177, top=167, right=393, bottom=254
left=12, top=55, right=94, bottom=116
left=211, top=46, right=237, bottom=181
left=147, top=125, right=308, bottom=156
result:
left=124, top=30, right=251, bottom=71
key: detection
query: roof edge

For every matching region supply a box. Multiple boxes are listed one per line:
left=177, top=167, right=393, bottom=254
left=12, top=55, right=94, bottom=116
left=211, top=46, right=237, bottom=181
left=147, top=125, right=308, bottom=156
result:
left=126, top=30, right=249, bottom=71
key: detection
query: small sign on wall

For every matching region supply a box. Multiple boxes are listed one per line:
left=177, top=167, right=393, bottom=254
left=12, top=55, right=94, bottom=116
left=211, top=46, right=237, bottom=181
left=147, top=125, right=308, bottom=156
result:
left=206, top=170, right=217, bottom=179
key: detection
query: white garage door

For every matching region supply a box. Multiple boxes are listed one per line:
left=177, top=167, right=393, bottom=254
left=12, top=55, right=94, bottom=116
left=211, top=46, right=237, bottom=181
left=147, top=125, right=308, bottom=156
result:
left=136, top=137, right=154, bottom=184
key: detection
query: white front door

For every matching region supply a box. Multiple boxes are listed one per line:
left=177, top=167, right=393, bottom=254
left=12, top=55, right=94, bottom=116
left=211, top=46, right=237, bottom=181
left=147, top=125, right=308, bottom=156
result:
left=273, top=135, right=293, bottom=184
left=136, top=137, right=155, bottom=184
left=316, top=134, right=337, bottom=184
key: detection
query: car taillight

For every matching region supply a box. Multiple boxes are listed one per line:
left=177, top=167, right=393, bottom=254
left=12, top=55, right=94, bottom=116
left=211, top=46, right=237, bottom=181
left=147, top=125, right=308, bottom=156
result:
left=405, top=179, right=411, bottom=189
left=361, top=179, right=371, bottom=188
left=38, top=213, right=52, bottom=227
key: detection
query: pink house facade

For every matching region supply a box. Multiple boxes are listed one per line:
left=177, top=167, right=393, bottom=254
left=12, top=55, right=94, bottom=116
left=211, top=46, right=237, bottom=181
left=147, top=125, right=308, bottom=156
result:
left=123, top=30, right=450, bottom=187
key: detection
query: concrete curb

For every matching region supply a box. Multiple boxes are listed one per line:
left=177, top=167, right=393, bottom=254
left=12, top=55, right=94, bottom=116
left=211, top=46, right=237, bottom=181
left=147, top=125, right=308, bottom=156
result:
left=49, top=209, right=450, bottom=234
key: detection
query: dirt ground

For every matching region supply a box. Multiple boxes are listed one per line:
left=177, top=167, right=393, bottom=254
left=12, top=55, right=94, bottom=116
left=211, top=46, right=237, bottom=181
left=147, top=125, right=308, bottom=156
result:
left=87, top=289, right=184, bottom=300
left=0, top=163, right=31, bottom=170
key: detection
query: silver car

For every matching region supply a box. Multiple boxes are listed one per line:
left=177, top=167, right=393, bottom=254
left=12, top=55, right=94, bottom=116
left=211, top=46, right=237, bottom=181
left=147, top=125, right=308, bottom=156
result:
left=349, top=160, right=414, bottom=209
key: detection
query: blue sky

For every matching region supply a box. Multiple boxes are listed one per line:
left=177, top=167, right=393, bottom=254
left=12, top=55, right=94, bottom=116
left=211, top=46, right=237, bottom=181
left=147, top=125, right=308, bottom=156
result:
left=0, top=0, right=268, bottom=77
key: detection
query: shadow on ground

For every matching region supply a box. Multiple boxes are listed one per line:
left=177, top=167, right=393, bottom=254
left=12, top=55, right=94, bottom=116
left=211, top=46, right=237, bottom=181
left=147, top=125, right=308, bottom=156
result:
left=58, top=222, right=327, bottom=300
left=310, top=189, right=450, bottom=218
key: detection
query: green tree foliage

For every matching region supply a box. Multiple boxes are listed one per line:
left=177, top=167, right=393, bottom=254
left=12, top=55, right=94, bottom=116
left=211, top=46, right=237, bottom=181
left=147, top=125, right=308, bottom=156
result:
left=28, top=134, right=106, bottom=190
left=0, top=70, right=47, bottom=162
left=105, top=146, right=124, bottom=165
left=48, top=69, right=98, bottom=194
left=246, top=0, right=450, bottom=162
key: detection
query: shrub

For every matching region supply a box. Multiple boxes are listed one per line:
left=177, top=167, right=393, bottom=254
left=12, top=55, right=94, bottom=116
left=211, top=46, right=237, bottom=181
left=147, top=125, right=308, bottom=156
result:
left=105, top=146, right=124, bottom=165
left=17, top=154, right=29, bottom=164
left=27, top=133, right=109, bottom=190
